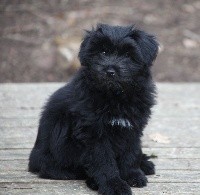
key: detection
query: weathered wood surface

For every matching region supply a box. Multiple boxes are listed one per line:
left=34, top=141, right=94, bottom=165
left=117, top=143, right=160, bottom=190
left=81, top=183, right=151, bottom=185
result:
left=1, top=158, right=200, bottom=171
left=0, top=83, right=200, bottom=195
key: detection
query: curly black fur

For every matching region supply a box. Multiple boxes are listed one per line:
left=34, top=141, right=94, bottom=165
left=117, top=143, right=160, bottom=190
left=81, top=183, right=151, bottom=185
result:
left=29, top=24, right=159, bottom=195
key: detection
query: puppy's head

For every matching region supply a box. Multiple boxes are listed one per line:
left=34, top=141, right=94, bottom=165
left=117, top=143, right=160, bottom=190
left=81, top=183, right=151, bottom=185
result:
left=79, top=24, right=159, bottom=90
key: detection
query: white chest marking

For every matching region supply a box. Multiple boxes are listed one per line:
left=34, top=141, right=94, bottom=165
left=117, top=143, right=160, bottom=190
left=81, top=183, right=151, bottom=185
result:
left=109, top=118, right=133, bottom=128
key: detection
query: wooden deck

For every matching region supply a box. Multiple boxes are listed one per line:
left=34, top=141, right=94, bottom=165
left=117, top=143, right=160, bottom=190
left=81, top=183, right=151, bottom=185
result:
left=0, top=83, right=200, bottom=195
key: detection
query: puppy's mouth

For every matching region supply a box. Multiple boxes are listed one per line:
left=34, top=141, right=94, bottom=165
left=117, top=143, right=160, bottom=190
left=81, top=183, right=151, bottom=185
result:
left=102, top=71, right=120, bottom=83
left=86, top=67, right=135, bottom=95
left=98, top=72, right=129, bottom=92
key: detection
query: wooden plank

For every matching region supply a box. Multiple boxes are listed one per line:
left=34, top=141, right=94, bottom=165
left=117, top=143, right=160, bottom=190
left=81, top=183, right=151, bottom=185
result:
left=0, top=105, right=200, bottom=118
left=143, top=118, right=200, bottom=147
left=0, top=148, right=200, bottom=160
left=1, top=132, right=200, bottom=149
left=143, top=148, right=200, bottom=159
left=1, top=103, right=200, bottom=117
left=1, top=159, right=200, bottom=172
left=6, top=116, right=200, bottom=128
left=0, top=83, right=61, bottom=109
left=1, top=182, right=200, bottom=195
left=0, top=160, right=28, bottom=171
left=0, top=105, right=199, bottom=119
left=0, top=118, right=38, bottom=128
left=1, top=106, right=200, bottom=118
left=0, top=83, right=62, bottom=92
left=0, top=181, right=95, bottom=195
left=0, top=127, right=37, bottom=139
left=0, top=149, right=30, bottom=160
left=0, top=116, right=200, bottom=148
left=0, top=170, right=199, bottom=183
left=0, top=109, right=41, bottom=118
left=1, top=83, right=200, bottom=95
left=1, top=83, right=200, bottom=115
left=1, top=99, right=200, bottom=117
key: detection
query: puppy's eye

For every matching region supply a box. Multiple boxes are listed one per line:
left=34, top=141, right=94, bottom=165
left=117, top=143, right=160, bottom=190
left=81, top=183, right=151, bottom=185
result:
left=125, top=52, right=130, bottom=57
left=101, top=45, right=108, bottom=54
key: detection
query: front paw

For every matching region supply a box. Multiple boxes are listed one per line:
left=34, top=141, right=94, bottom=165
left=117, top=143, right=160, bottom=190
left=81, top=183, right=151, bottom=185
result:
left=126, top=169, right=147, bottom=188
left=141, top=159, right=155, bottom=175
left=86, top=177, right=98, bottom=191
left=100, top=177, right=132, bottom=195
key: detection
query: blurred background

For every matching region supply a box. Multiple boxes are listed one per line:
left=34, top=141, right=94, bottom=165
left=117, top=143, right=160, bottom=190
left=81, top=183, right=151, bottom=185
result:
left=0, top=0, right=200, bottom=83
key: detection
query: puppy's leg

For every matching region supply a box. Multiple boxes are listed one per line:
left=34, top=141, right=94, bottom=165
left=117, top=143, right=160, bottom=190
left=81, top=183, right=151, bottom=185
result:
left=140, top=154, right=155, bottom=175
left=35, top=153, right=78, bottom=180
left=86, top=177, right=98, bottom=191
left=85, top=156, right=154, bottom=190
left=30, top=115, right=86, bottom=180
left=118, top=148, right=147, bottom=188
left=82, top=139, right=132, bottom=195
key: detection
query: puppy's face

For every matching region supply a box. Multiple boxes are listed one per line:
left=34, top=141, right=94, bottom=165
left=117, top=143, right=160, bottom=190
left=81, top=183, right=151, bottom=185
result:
left=79, top=24, right=159, bottom=88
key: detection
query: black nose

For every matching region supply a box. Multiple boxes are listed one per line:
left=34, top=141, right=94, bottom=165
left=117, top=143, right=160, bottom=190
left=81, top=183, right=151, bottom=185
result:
left=106, top=69, right=115, bottom=76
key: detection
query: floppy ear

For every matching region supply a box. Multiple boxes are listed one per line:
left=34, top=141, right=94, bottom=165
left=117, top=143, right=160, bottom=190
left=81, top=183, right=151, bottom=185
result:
left=78, top=30, right=93, bottom=66
left=78, top=24, right=106, bottom=66
left=96, top=23, right=104, bottom=33
left=131, top=29, right=159, bottom=66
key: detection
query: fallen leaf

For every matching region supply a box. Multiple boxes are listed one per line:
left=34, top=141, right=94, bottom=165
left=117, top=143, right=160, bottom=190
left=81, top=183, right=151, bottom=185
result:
left=149, top=133, right=170, bottom=144
left=183, top=39, right=198, bottom=48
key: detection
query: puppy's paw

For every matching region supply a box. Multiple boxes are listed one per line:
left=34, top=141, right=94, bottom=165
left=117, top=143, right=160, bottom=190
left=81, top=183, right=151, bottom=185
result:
left=141, top=160, right=155, bottom=175
left=86, top=177, right=98, bottom=191
left=126, top=169, right=147, bottom=188
left=100, top=177, right=132, bottom=195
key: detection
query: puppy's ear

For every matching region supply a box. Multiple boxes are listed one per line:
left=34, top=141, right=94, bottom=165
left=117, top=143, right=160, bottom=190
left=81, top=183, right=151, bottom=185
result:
left=79, top=24, right=106, bottom=66
left=78, top=30, right=93, bottom=66
left=96, top=23, right=103, bottom=33
left=131, top=29, right=159, bottom=66
left=96, top=23, right=108, bottom=34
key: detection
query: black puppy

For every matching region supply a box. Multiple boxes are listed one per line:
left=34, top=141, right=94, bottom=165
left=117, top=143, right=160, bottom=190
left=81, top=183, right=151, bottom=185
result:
left=29, top=24, right=158, bottom=195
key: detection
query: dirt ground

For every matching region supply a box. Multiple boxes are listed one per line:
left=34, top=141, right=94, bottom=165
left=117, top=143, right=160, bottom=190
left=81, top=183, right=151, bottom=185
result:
left=0, top=0, right=200, bottom=82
